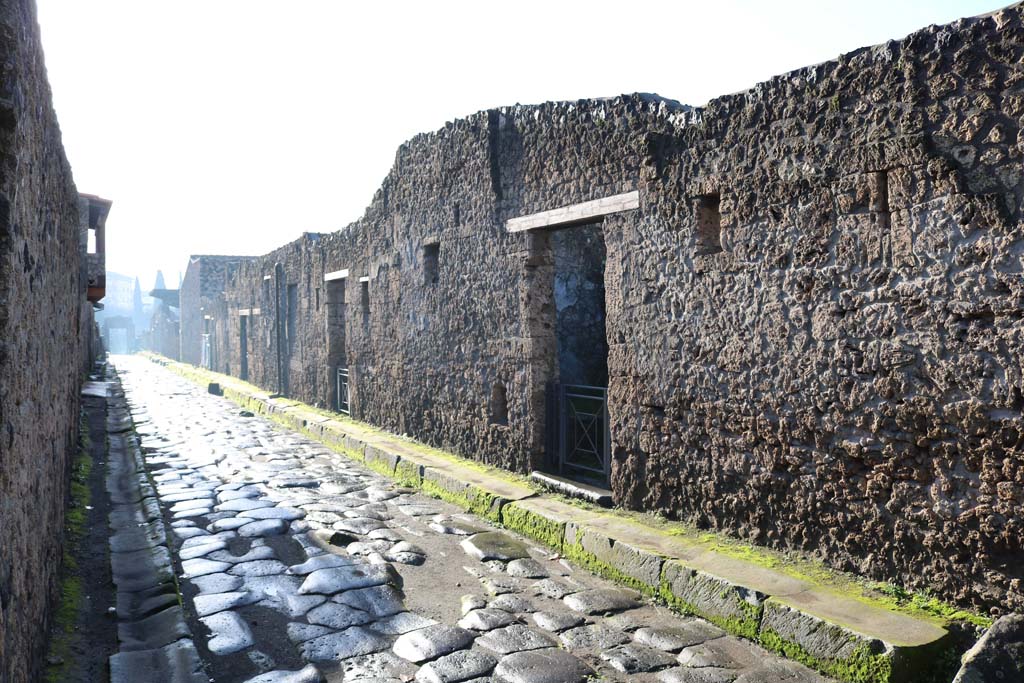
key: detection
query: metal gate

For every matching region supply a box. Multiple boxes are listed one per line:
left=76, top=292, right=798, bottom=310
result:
left=550, top=383, right=610, bottom=485
left=336, top=366, right=350, bottom=415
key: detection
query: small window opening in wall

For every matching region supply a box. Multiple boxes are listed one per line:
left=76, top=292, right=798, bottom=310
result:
left=454, top=203, right=461, bottom=227
left=489, top=382, right=509, bottom=426
left=262, top=277, right=271, bottom=301
left=360, top=279, right=370, bottom=326
left=315, top=287, right=321, bottom=310
left=422, top=243, right=440, bottom=285
left=87, top=228, right=96, bottom=254
left=695, top=192, right=723, bottom=255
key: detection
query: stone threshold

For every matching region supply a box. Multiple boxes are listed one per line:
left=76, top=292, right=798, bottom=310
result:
left=529, top=471, right=613, bottom=507
left=147, top=354, right=958, bottom=683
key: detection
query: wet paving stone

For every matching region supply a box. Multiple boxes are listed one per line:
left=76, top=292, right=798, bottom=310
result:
left=460, top=531, right=530, bottom=562
left=240, top=664, right=324, bottom=683
left=457, top=607, right=518, bottom=631
left=658, top=667, right=739, bottom=683
left=335, top=584, right=406, bottom=618
left=115, top=357, right=835, bottom=683
left=602, top=642, right=678, bottom=673
left=200, top=610, right=255, bottom=655
left=677, top=637, right=763, bottom=670
left=182, top=558, right=233, bottom=578
left=286, top=553, right=356, bottom=575
left=475, top=623, right=556, bottom=655
left=559, top=622, right=632, bottom=649
left=298, top=564, right=398, bottom=594
left=238, top=519, right=290, bottom=537
left=562, top=587, right=640, bottom=615
left=493, top=647, right=594, bottom=683
left=369, top=612, right=438, bottom=635
left=305, top=601, right=374, bottom=629
left=488, top=593, right=534, bottom=613
left=300, top=626, right=391, bottom=662
left=507, top=558, right=549, bottom=579
left=230, top=560, right=290, bottom=577
left=531, top=578, right=579, bottom=599
left=193, top=591, right=260, bottom=617
left=636, top=623, right=726, bottom=652
left=239, top=506, right=307, bottom=521
left=414, top=648, right=497, bottom=683
left=531, top=610, right=585, bottom=632
left=392, top=624, right=476, bottom=663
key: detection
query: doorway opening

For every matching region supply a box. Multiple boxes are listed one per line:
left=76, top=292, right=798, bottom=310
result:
left=325, top=276, right=348, bottom=413
left=544, top=223, right=610, bottom=487
left=239, top=315, right=249, bottom=381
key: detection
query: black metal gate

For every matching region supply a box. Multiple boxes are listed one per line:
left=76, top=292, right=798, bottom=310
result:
left=549, top=383, right=610, bottom=486
left=336, top=366, right=350, bottom=415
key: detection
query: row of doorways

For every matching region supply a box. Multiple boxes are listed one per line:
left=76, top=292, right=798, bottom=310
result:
left=233, top=223, right=613, bottom=490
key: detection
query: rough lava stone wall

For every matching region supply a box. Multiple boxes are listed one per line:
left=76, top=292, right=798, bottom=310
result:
left=0, top=2, right=97, bottom=681
left=191, top=5, right=1024, bottom=613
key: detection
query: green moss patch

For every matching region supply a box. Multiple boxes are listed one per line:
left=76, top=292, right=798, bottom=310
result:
left=421, top=478, right=502, bottom=523
left=43, top=414, right=93, bottom=683
left=655, top=571, right=763, bottom=639
left=759, top=629, right=893, bottom=683
left=501, top=503, right=565, bottom=550
left=394, top=460, right=423, bottom=488
left=561, top=537, right=661, bottom=597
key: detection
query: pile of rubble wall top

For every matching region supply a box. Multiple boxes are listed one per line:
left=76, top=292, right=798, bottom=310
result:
left=0, top=1, right=102, bottom=681
left=184, top=4, right=1024, bottom=613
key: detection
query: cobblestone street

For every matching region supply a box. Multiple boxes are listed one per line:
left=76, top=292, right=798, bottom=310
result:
left=114, top=355, right=831, bottom=683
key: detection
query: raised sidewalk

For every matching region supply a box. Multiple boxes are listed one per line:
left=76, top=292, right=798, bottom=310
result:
left=147, top=354, right=971, bottom=683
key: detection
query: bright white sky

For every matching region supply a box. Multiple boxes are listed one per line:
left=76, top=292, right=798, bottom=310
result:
left=37, top=0, right=1000, bottom=290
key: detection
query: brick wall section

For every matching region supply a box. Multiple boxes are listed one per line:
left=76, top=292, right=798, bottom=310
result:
left=0, top=2, right=98, bottom=681
left=186, top=6, right=1024, bottom=612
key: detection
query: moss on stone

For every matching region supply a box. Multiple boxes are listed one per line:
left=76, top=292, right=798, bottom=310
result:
left=43, top=414, right=93, bottom=683
left=656, top=578, right=763, bottom=639
left=561, top=538, right=660, bottom=597
left=758, top=628, right=893, bottom=683
left=394, top=460, right=422, bottom=488
left=363, top=454, right=398, bottom=478
left=501, top=503, right=565, bottom=550
left=421, top=479, right=502, bottom=523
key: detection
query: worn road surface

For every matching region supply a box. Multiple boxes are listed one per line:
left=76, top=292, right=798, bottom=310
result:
left=114, top=355, right=831, bottom=683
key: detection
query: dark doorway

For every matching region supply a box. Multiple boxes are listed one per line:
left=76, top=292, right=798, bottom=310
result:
left=239, top=315, right=249, bottom=381
left=546, top=224, right=610, bottom=487
left=325, top=277, right=348, bottom=412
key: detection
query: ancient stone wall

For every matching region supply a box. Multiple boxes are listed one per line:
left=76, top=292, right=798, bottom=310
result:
left=0, top=2, right=98, bottom=680
left=180, top=256, right=251, bottom=368
left=192, top=5, right=1024, bottom=612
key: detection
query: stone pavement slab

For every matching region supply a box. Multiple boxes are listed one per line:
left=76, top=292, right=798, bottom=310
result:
left=113, top=355, right=843, bottom=683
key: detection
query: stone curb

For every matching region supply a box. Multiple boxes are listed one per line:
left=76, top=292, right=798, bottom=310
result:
left=150, top=355, right=955, bottom=683
left=102, top=368, right=207, bottom=682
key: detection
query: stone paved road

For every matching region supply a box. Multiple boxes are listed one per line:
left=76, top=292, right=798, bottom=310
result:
left=114, top=355, right=833, bottom=683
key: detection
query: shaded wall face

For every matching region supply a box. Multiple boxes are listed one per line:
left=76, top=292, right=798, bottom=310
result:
left=197, top=6, right=1024, bottom=612
left=0, top=2, right=95, bottom=681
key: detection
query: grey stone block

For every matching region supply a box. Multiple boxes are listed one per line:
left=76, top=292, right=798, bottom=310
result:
left=953, top=614, right=1024, bottom=683
left=117, top=605, right=191, bottom=651
left=109, top=638, right=207, bottom=683
left=576, top=528, right=663, bottom=593
left=660, top=561, right=764, bottom=637
left=365, top=445, right=399, bottom=474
